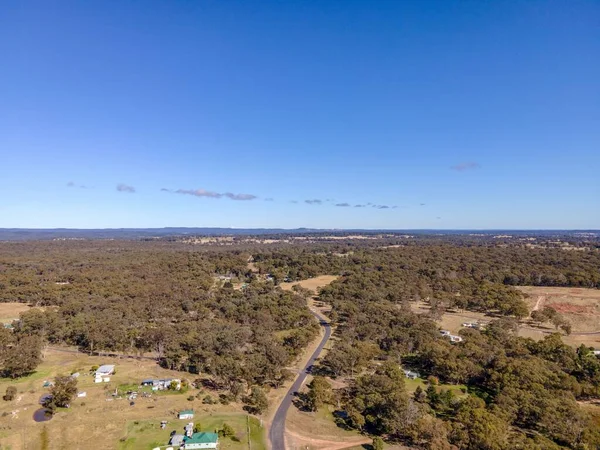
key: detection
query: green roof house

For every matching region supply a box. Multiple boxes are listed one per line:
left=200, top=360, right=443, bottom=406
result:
left=183, top=432, right=219, bottom=449
left=178, top=409, right=194, bottom=419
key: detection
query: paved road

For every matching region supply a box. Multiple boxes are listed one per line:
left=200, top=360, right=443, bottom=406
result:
left=269, top=310, right=332, bottom=450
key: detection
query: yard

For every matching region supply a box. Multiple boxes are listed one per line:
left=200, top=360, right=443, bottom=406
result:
left=0, top=348, right=267, bottom=450
left=118, top=414, right=265, bottom=450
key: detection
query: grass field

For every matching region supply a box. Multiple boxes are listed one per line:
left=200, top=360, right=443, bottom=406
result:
left=0, top=302, right=31, bottom=324
left=118, top=414, right=265, bottom=450
left=286, top=405, right=371, bottom=450
left=279, top=275, right=339, bottom=294
left=0, top=348, right=266, bottom=450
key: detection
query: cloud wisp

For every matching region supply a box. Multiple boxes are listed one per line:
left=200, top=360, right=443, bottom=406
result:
left=335, top=203, right=350, bottom=207
left=305, top=199, right=322, bottom=205
left=451, top=162, right=481, bottom=172
left=67, top=181, right=89, bottom=189
left=163, top=188, right=257, bottom=201
left=116, top=183, right=136, bottom=193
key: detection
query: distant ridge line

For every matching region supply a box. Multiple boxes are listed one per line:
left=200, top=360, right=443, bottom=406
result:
left=0, top=228, right=597, bottom=241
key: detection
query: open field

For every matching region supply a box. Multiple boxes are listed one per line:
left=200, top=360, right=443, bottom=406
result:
left=411, top=286, right=600, bottom=348
left=0, top=348, right=266, bottom=450
left=119, top=414, right=265, bottom=450
left=517, top=286, right=600, bottom=332
left=279, top=275, right=339, bottom=293
left=0, top=302, right=31, bottom=324
left=286, top=405, right=371, bottom=450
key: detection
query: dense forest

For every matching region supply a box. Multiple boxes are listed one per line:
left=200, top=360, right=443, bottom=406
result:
left=1, top=236, right=600, bottom=448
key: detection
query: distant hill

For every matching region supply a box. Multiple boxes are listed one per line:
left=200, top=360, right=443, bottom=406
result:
left=0, top=228, right=597, bottom=241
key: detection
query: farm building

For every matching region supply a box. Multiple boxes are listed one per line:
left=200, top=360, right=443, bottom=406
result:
left=183, top=432, right=219, bottom=449
left=95, top=365, right=115, bottom=377
left=170, top=434, right=185, bottom=446
left=178, top=409, right=194, bottom=420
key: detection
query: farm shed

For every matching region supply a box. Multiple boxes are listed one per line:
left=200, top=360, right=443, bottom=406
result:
left=178, top=409, right=194, bottom=420
left=170, top=434, right=185, bottom=446
left=95, top=364, right=115, bottom=376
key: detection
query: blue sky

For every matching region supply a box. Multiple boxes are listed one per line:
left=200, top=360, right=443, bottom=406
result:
left=1, top=0, right=598, bottom=229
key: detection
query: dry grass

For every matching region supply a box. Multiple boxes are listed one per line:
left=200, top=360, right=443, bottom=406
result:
left=279, top=275, right=339, bottom=294
left=411, top=285, right=600, bottom=349
left=286, top=405, right=370, bottom=450
left=516, top=286, right=600, bottom=332
left=0, top=302, right=31, bottom=323
left=0, top=348, right=266, bottom=450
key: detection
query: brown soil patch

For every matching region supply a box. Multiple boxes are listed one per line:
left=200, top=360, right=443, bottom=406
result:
left=550, top=302, right=596, bottom=314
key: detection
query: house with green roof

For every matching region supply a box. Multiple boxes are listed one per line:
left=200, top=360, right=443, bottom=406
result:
left=183, top=432, right=219, bottom=449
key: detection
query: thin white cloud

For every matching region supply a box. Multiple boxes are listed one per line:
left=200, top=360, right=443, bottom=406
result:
left=117, top=183, right=136, bottom=193
left=166, top=188, right=257, bottom=201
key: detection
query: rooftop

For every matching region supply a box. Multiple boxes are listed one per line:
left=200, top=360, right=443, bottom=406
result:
left=184, top=432, right=219, bottom=444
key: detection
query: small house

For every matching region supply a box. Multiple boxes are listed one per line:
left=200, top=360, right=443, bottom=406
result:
left=403, top=369, right=420, bottom=380
left=178, top=409, right=194, bottom=420
left=95, top=365, right=115, bottom=377
left=183, top=432, right=219, bottom=449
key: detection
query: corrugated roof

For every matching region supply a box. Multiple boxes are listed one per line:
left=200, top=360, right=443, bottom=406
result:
left=184, top=432, right=218, bottom=444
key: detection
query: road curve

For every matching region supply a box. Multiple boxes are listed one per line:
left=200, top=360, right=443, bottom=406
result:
left=269, top=310, right=332, bottom=450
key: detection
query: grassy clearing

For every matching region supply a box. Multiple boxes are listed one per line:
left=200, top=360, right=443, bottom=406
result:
left=0, top=302, right=31, bottom=323
left=279, top=275, right=339, bottom=294
left=0, top=348, right=266, bottom=450
left=118, top=414, right=265, bottom=450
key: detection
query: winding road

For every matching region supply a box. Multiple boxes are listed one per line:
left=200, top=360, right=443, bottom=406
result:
left=269, top=309, right=332, bottom=450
